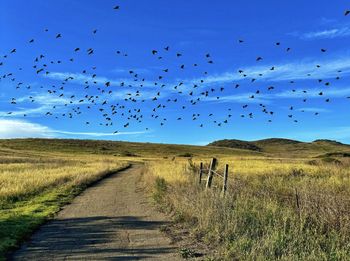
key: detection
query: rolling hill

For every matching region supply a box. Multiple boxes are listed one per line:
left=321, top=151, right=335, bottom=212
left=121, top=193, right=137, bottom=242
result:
left=0, top=138, right=349, bottom=159
left=207, top=138, right=350, bottom=157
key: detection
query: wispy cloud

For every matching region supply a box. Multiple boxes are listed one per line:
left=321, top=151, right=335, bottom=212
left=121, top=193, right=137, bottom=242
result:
left=182, top=56, right=350, bottom=88
left=39, top=54, right=350, bottom=108
left=50, top=130, right=147, bottom=137
left=44, top=72, right=175, bottom=102
left=202, top=93, right=270, bottom=104
left=16, top=93, right=73, bottom=105
left=2, top=93, right=78, bottom=117
left=0, top=119, right=148, bottom=138
left=201, top=86, right=350, bottom=104
left=111, top=68, right=151, bottom=75
left=0, top=106, right=51, bottom=117
left=297, top=107, right=331, bottom=113
left=275, top=86, right=350, bottom=98
left=45, top=72, right=158, bottom=89
left=296, top=27, right=350, bottom=40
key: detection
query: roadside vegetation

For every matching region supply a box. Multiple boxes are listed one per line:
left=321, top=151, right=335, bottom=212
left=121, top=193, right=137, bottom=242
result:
left=0, top=147, right=129, bottom=258
left=146, top=157, right=350, bottom=260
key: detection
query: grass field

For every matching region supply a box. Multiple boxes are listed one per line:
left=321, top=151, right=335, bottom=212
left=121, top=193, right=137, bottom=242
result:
left=1, top=138, right=350, bottom=260
left=146, top=157, right=350, bottom=260
left=0, top=144, right=130, bottom=258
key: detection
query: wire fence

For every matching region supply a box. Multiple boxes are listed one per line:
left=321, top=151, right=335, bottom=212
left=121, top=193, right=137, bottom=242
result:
left=195, top=158, right=350, bottom=221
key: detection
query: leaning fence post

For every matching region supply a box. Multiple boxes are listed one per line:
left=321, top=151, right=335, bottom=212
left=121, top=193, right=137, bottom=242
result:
left=222, top=164, right=229, bottom=194
left=199, top=162, right=203, bottom=184
left=206, top=158, right=217, bottom=189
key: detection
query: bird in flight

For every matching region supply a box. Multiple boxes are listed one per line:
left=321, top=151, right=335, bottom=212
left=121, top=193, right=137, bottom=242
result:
left=1, top=2, right=346, bottom=134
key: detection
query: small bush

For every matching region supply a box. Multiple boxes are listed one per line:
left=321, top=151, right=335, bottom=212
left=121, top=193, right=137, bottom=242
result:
left=177, top=153, right=193, bottom=157
left=321, top=157, right=342, bottom=165
left=290, top=168, right=305, bottom=177
left=180, top=248, right=197, bottom=259
left=152, top=177, right=167, bottom=204
left=121, top=151, right=138, bottom=157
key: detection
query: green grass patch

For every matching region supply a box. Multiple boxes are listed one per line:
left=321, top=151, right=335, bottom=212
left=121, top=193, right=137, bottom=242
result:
left=152, top=177, right=167, bottom=204
left=0, top=165, right=130, bottom=259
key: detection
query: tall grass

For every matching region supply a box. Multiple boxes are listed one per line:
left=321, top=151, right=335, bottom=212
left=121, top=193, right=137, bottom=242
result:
left=145, top=157, right=350, bottom=260
left=0, top=154, right=128, bottom=207
left=0, top=153, right=129, bottom=258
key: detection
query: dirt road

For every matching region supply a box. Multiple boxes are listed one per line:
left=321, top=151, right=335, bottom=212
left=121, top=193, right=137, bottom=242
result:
left=11, top=164, right=181, bottom=260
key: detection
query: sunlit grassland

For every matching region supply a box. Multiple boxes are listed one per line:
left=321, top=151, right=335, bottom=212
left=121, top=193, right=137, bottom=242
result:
left=1, top=138, right=350, bottom=260
left=145, top=156, right=350, bottom=260
left=0, top=150, right=129, bottom=258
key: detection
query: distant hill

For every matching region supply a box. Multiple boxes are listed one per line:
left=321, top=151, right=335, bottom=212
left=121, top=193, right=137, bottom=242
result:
left=208, top=139, right=262, bottom=152
left=0, top=138, right=261, bottom=159
left=312, top=139, right=345, bottom=146
left=1, top=138, right=349, bottom=159
left=207, top=138, right=350, bottom=157
left=254, top=138, right=302, bottom=146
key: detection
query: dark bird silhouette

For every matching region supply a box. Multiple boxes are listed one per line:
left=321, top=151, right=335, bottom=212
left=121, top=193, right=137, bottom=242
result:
left=345, top=10, right=350, bottom=16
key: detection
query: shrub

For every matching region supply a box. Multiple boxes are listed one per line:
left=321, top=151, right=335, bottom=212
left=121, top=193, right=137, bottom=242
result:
left=152, top=177, right=167, bottom=204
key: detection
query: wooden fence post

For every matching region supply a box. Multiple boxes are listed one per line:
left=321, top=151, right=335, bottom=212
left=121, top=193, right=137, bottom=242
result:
left=199, top=162, right=203, bottom=184
left=222, top=164, right=229, bottom=194
left=206, top=158, right=217, bottom=189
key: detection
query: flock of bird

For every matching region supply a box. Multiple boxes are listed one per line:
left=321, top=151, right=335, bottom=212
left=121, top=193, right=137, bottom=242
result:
left=1, top=5, right=350, bottom=133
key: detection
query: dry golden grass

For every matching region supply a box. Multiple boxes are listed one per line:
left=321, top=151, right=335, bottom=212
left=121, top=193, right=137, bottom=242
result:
left=1, top=138, right=350, bottom=259
left=145, top=156, right=350, bottom=260
left=0, top=154, right=128, bottom=207
left=0, top=151, right=129, bottom=257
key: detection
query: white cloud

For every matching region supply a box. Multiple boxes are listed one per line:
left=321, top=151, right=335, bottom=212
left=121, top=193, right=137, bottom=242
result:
left=0, top=119, right=53, bottom=138
left=275, top=86, right=350, bottom=98
left=43, top=72, right=173, bottom=101
left=50, top=130, right=147, bottom=137
left=300, top=27, right=350, bottom=39
left=0, top=119, right=148, bottom=139
left=200, top=86, right=350, bottom=104
left=297, top=107, right=331, bottom=113
left=202, top=93, right=270, bottom=104
left=17, top=93, right=72, bottom=105
left=179, top=56, right=350, bottom=90
left=35, top=54, right=350, bottom=109
left=0, top=106, right=51, bottom=117
left=44, top=72, right=157, bottom=89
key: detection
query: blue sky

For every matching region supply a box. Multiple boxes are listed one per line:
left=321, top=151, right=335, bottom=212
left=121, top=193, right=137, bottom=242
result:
left=1, top=0, right=350, bottom=145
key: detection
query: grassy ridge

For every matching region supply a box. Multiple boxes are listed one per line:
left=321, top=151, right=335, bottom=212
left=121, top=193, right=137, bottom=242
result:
left=208, top=138, right=350, bottom=157
left=0, top=138, right=261, bottom=158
